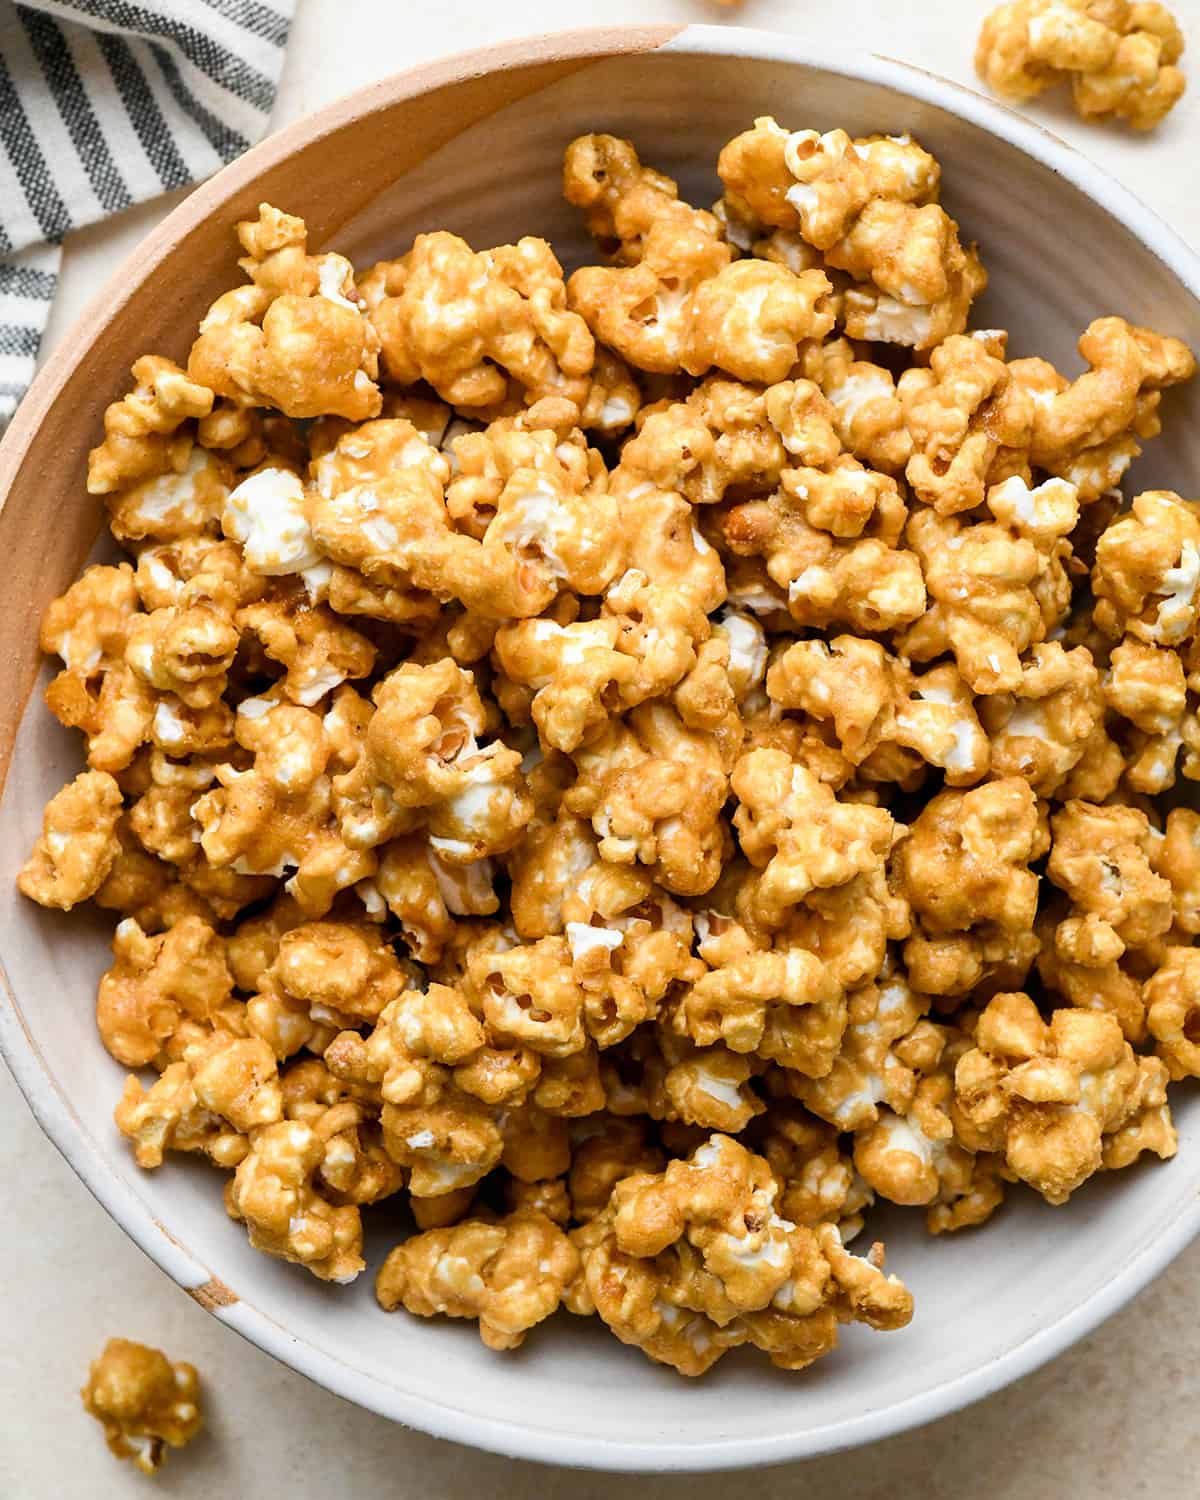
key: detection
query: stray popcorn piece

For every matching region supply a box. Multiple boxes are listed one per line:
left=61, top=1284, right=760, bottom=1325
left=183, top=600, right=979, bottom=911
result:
left=18, top=770, right=123, bottom=910
left=82, top=1339, right=202, bottom=1474
left=376, top=1210, right=580, bottom=1349
left=976, top=0, right=1186, bottom=130
left=955, top=992, right=1175, bottom=1202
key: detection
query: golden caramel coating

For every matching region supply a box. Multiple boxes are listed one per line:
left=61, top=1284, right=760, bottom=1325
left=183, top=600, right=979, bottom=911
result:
left=189, top=204, right=381, bottom=420
left=1145, top=946, right=1200, bottom=1077
left=754, top=1103, right=874, bottom=1239
left=87, top=356, right=215, bottom=497
left=1093, top=489, right=1200, bottom=646
left=361, top=232, right=593, bottom=410
left=790, top=968, right=928, bottom=1130
left=954, top=992, right=1174, bottom=1202
left=95, top=915, right=232, bottom=1068
left=566, top=134, right=834, bottom=380
left=818, top=338, right=912, bottom=474
left=18, top=769, right=123, bottom=910
left=978, top=641, right=1104, bottom=794
left=896, top=777, right=1040, bottom=939
left=226, top=1112, right=366, bottom=1281
left=574, top=1135, right=912, bottom=1375
left=899, top=331, right=1033, bottom=514
left=976, top=0, right=1186, bottom=129
left=377, top=1210, right=579, bottom=1350
left=1009, top=322, right=1195, bottom=504
left=901, top=478, right=1078, bottom=693
left=732, top=749, right=901, bottom=928
left=1047, top=799, right=1173, bottom=952
left=116, top=1031, right=281, bottom=1169
left=81, top=1338, right=202, bottom=1475
left=717, top=118, right=984, bottom=349
left=679, top=917, right=846, bottom=1076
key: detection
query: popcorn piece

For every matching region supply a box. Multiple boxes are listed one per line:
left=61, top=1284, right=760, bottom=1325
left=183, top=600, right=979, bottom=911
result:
left=569, top=1116, right=665, bottom=1221
left=898, top=332, right=1033, bottom=514
left=851, top=1032, right=1006, bottom=1233
left=954, top=992, right=1174, bottom=1202
left=1046, top=799, right=1174, bottom=952
left=41, top=563, right=160, bottom=774
left=673, top=928, right=847, bottom=1077
left=574, top=1134, right=912, bottom=1375
left=900, top=478, right=1078, bottom=693
left=115, top=1032, right=281, bottom=1169
left=192, top=697, right=375, bottom=916
left=978, top=641, right=1104, bottom=793
left=1093, top=490, right=1200, bottom=646
left=17, top=769, right=123, bottom=910
left=377, top=1210, right=579, bottom=1350
left=815, top=338, right=911, bottom=474
left=361, top=232, right=594, bottom=410
left=237, top=592, right=376, bottom=706
left=95, top=915, right=232, bottom=1068
left=189, top=204, right=381, bottom=419
left=87, top=356, right=214, bottom=496
left=1145, top=946, right=1200, bottom=1078
left=565, top=134, right=833, bottom=380
left=332, top=659, right=531, bottom=858
left=754, top=1103, right=873, bottom=1240
left=107, top=445, right=230, bottom=545
left=717, top=461, right=926, bottom=636
left=81, top=1338, right=202, bottom=1475
left=894, top=779, right=1042, bottom=999
left=615, top=377, right=788, bottom=508
left=1011, top=321, right=1194, bottom=499
left=375, top=835, right=497, bottom=964
left=790, top=968, right=929, bottom=1130
left=731, top=749, right=901, bottom=928
left=226, top=1112, right=366, bottom=1281
left=493, top=616, right=635, bottom=752
left=976, top=0, right=1187, bottom=130
left=717, top=118, right=984, bottom=348
left=567, top=705, right=730, bottom=897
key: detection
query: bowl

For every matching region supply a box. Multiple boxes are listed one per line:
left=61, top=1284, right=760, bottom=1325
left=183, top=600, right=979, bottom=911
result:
left=2, top=24, right=1200, bottom=1474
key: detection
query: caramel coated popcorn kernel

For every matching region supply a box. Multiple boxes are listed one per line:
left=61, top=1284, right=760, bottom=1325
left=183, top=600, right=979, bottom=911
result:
left=81, top=1338, right=202, bottom=1474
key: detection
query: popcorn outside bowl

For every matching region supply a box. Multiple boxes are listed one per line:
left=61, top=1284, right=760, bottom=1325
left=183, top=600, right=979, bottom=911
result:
left=2, top=25, right=1199, bottom=1473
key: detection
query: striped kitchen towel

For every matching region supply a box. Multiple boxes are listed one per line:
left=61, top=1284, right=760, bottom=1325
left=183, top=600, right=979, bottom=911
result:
left=0, top=0, right=295, bottom=429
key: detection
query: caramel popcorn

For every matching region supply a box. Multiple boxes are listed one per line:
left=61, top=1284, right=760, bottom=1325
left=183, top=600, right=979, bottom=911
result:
left=81, top=1338, right=202, bottom=1474
left=977, top=0, right=1187, bottom=130
left=377, top=1210, right=579, bottom=1349
left=954, top=992, right=1175, bottom=1201
left=717, top=118, right=985, bottom=349
left=23, top=116, right=1200, bottom=1384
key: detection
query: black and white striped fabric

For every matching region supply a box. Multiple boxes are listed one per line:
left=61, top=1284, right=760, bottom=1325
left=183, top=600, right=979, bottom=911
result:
left=0, top=0, right=295, bottom=428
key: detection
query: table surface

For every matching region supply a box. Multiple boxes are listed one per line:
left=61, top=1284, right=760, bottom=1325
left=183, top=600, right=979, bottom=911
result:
left=4, top=0, right=1200, bottom=1495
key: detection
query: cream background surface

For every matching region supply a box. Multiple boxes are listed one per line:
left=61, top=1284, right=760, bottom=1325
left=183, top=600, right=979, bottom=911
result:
left=3, top=0, right=1200, bottom=1493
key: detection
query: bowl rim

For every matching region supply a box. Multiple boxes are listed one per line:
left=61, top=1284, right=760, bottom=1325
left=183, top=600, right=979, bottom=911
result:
left=3, top=22, right=1200, bottom=1474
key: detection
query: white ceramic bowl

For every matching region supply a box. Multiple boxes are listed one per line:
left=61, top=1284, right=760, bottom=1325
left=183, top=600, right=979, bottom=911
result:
left=2, top=25, right=1199, bottom=1474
